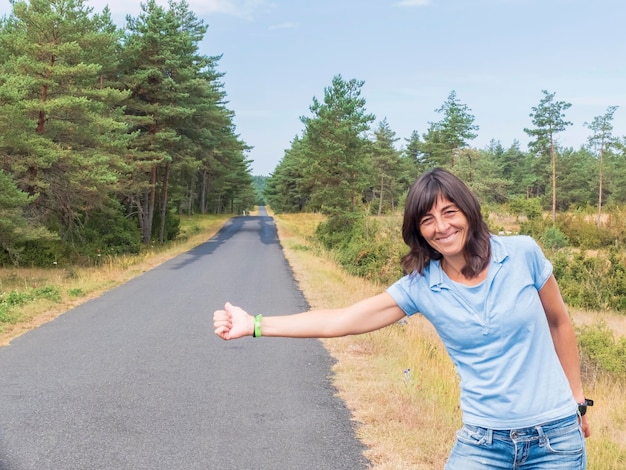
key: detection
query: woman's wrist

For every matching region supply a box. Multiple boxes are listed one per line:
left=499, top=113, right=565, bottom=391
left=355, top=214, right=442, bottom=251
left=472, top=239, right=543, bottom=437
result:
left=248, top=314, right=256, bottom=337
left=252, top=314, right=263, bottom=337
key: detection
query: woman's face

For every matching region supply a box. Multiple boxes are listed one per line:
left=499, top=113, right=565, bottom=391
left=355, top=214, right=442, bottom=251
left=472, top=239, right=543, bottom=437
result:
left=418, top=196, right=469, bottom=260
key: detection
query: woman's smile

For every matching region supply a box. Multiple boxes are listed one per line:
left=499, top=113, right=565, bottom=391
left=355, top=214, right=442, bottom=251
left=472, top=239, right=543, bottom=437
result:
left=419, top=197, right=468, bottom=260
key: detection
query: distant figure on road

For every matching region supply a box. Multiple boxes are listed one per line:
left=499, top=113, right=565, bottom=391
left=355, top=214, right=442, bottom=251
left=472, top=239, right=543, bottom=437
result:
left=214, top=168, right=591, bottom=469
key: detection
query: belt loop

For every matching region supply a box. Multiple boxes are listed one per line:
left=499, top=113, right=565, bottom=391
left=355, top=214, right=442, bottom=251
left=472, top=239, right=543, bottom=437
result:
left=485, top=428, right=493, bottom=445
left=535, top=424, right=547, bottom=447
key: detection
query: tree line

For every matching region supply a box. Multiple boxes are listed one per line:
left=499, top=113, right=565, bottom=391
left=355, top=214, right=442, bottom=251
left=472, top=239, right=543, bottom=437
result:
left=0, top=0, right=255, bottom=266
left=264, top=77, right=625, bottom=225
left=2, top=1, right=624, bottom=267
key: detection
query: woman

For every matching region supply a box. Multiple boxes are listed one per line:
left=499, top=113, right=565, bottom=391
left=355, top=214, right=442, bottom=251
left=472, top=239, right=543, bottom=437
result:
left=213, top=168, right=591, bottom=469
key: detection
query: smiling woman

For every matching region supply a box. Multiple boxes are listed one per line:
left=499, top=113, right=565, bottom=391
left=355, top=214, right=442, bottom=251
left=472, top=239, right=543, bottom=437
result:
left=418, top=200, right=469, bottom=264
left=214, top=168, right=593, bottom=469
left=401, top=169, right=491, bottom=284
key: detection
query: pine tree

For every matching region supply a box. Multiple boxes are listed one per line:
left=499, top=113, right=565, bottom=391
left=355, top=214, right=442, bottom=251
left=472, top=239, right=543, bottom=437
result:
left=370, top=119, right=404, bottom=214
left=120, top=0, right=204, bottom=242
left=264, top=136, right=310, bottom=213
left=524, top=90, right=572, bottom=222
left=0, top=170, right=33, bottom=263
left=299, top=75, right=375, bottom=215
left=585, top=106, right=619, bottom=225
left=403, top=130, right=430, bottom=174
left=0, top=0, right=130, bottom=242
left=422, top=91, right=479, bottom=168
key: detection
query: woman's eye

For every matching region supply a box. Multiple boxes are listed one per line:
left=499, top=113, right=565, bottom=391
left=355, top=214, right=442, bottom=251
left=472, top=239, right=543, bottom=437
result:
left=420, top=217, right=434, bottom=226
left=444, top=209, right=458, bottom=217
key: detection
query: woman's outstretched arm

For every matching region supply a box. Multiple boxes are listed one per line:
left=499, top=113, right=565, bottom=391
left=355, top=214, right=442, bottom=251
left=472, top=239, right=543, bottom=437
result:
left=213, top=292, right=406, bottom=340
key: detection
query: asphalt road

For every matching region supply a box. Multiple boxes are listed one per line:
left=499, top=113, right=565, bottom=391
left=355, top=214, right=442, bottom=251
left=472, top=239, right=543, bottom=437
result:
left=0, top=207, right=370, bottom=470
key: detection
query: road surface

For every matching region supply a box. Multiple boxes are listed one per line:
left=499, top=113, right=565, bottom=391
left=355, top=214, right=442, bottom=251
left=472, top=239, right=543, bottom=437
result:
left=0, top=207, right=369, bottom=469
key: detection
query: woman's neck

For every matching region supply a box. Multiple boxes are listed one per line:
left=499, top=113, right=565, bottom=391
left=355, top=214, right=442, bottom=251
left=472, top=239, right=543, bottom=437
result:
left=442, top=258, right=487, bottom=286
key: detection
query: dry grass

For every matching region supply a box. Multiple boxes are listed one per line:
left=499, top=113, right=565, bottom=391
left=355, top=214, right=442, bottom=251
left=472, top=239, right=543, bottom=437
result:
left=274, top=212, right=459, bottom=467
left=274, top=212, right=626, bottom=469
left=572, top=309, right=626, bottom=338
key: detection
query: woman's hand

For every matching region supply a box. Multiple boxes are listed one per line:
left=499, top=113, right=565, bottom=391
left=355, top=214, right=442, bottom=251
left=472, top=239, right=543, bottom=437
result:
left=580, top=415, right=591, bottom=438
left=213, top=302, right=253, bottom=340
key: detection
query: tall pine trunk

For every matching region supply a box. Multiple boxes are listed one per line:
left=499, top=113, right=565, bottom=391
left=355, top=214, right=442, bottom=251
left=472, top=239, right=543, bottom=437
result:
left=200, top=169, right=207, bottom=214
left=158, top=161, right=171, bottom=243
left=141, top=164, right=157, bottom=244
left=597, top=147, right=604, bottom=226
left=378, top=175, right=384, bottom=216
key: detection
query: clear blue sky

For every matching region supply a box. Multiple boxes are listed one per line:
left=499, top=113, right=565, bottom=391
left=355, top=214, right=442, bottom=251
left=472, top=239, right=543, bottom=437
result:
left=2, top=0, right=625, bottom=176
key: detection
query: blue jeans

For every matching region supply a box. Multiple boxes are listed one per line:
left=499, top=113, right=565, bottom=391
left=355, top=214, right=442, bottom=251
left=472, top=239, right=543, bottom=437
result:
left=445, top=414, right=586, bottom=469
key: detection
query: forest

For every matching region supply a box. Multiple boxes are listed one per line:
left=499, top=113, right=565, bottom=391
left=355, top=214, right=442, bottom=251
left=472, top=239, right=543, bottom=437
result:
left=2, top=0, right=625, bottom=271
left=0, top=0, right=256, bottom=266
left=265, top=77, right=625, bottom=223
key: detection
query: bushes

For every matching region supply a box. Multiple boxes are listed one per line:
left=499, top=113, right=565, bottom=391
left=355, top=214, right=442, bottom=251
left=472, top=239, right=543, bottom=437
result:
left=550, top=249, right=626, bottom=312
left=83, top=203, right=143, bottom=255
left=520, top=207, right=625, bottom=251
left=541, top=226, right=569, bottom=250
left=577, top=321, right=626, bottom=378
left=317, top=210, right=626, bottom=312
left=0, top=201, right=143, bottom=267
left=315, top=212, right=364, bottom=251
left=315, top=213, right=403, bottom=284
left=508, top=196, right=543, bottom=220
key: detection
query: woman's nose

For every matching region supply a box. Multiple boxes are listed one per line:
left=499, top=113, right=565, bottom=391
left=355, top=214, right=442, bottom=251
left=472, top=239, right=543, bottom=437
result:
left=434, top=216, right=448, bottom=231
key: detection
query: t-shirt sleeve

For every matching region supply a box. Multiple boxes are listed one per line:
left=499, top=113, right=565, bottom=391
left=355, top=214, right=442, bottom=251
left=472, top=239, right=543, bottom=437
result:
left=387, top=275, right=420, bottom=317
left=523, top=236, right=553, bottom=290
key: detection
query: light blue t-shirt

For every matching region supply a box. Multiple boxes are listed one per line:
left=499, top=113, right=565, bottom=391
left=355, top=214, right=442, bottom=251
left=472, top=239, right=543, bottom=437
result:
left=387, top=235, right=577, bottom=429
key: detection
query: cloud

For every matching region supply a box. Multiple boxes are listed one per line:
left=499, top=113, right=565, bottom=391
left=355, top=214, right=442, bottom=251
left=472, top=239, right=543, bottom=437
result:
left=268, top=21, right=298, bottom=31
left=88, top=0, right=274, bottom=20
left=190, top=0, right=275, bottom=19
left=395, top=0, right=431, bottom=7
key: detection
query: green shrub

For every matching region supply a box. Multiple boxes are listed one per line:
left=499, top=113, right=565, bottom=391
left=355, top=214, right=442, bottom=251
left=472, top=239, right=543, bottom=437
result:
left=577, top=321, right=626, bottom=377
left=315, top=212, right=365, bottom=250
left=508, top=196, right=543, bottom=220
left=68, top=288, right=84, bottom=297
left=33, top=286, right=61, bottom=302
left=315, top=213, right=403, bottom=285
left=1, top=289, right=35, bottom=306
left=5, top=239, right=65, bottom=268
left=541, top=226, right=569, bottom=249
left=0, top=304, right=20, bottom=324
left=83, top=202, right=142, bottom=255
left=519, top=217, right=552, bottom=240
left=550, top=249, right=626, bottom=312
left=151, top=209, right=181, bottom=243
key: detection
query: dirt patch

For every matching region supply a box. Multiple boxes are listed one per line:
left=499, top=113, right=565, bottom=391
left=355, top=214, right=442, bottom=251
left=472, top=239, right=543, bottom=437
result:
left=571, top=309, right=626, bottom=338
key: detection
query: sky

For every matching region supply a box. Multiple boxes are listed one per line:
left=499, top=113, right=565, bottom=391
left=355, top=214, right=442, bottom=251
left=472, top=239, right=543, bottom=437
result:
left=2, top=0, right=626, bottom=176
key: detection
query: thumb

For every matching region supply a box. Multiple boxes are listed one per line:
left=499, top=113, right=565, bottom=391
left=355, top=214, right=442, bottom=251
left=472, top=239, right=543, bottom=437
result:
left=224, top=301, right=233, bottom=312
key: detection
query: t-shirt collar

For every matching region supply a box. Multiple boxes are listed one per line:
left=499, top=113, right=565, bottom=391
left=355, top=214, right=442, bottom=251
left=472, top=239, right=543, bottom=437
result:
left=429, top=235, right=509, bottom=290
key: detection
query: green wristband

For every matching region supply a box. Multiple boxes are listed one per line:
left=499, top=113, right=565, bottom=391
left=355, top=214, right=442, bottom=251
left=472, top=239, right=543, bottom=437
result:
left=253, top=314, right=263, bottom=338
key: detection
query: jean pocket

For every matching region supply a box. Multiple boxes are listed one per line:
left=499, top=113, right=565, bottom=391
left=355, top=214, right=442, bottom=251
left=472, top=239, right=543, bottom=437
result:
left=456, top=425, right=490, bottom=446
left=544, top=424, right=585, bottom=455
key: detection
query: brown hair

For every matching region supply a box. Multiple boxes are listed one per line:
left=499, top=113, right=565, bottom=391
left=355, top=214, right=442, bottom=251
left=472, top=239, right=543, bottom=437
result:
left=400, top=168, right=491, bottom=277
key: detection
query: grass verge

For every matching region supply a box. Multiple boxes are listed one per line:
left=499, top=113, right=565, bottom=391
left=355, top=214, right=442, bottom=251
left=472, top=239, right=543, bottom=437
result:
left=273, top=212, right=626, bottom=469
left=0, top=214, right=230, bottom=346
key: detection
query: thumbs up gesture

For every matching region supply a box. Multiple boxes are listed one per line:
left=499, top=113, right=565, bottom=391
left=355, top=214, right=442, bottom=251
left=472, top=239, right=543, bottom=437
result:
left=213, top=302, right=253, bottom=340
